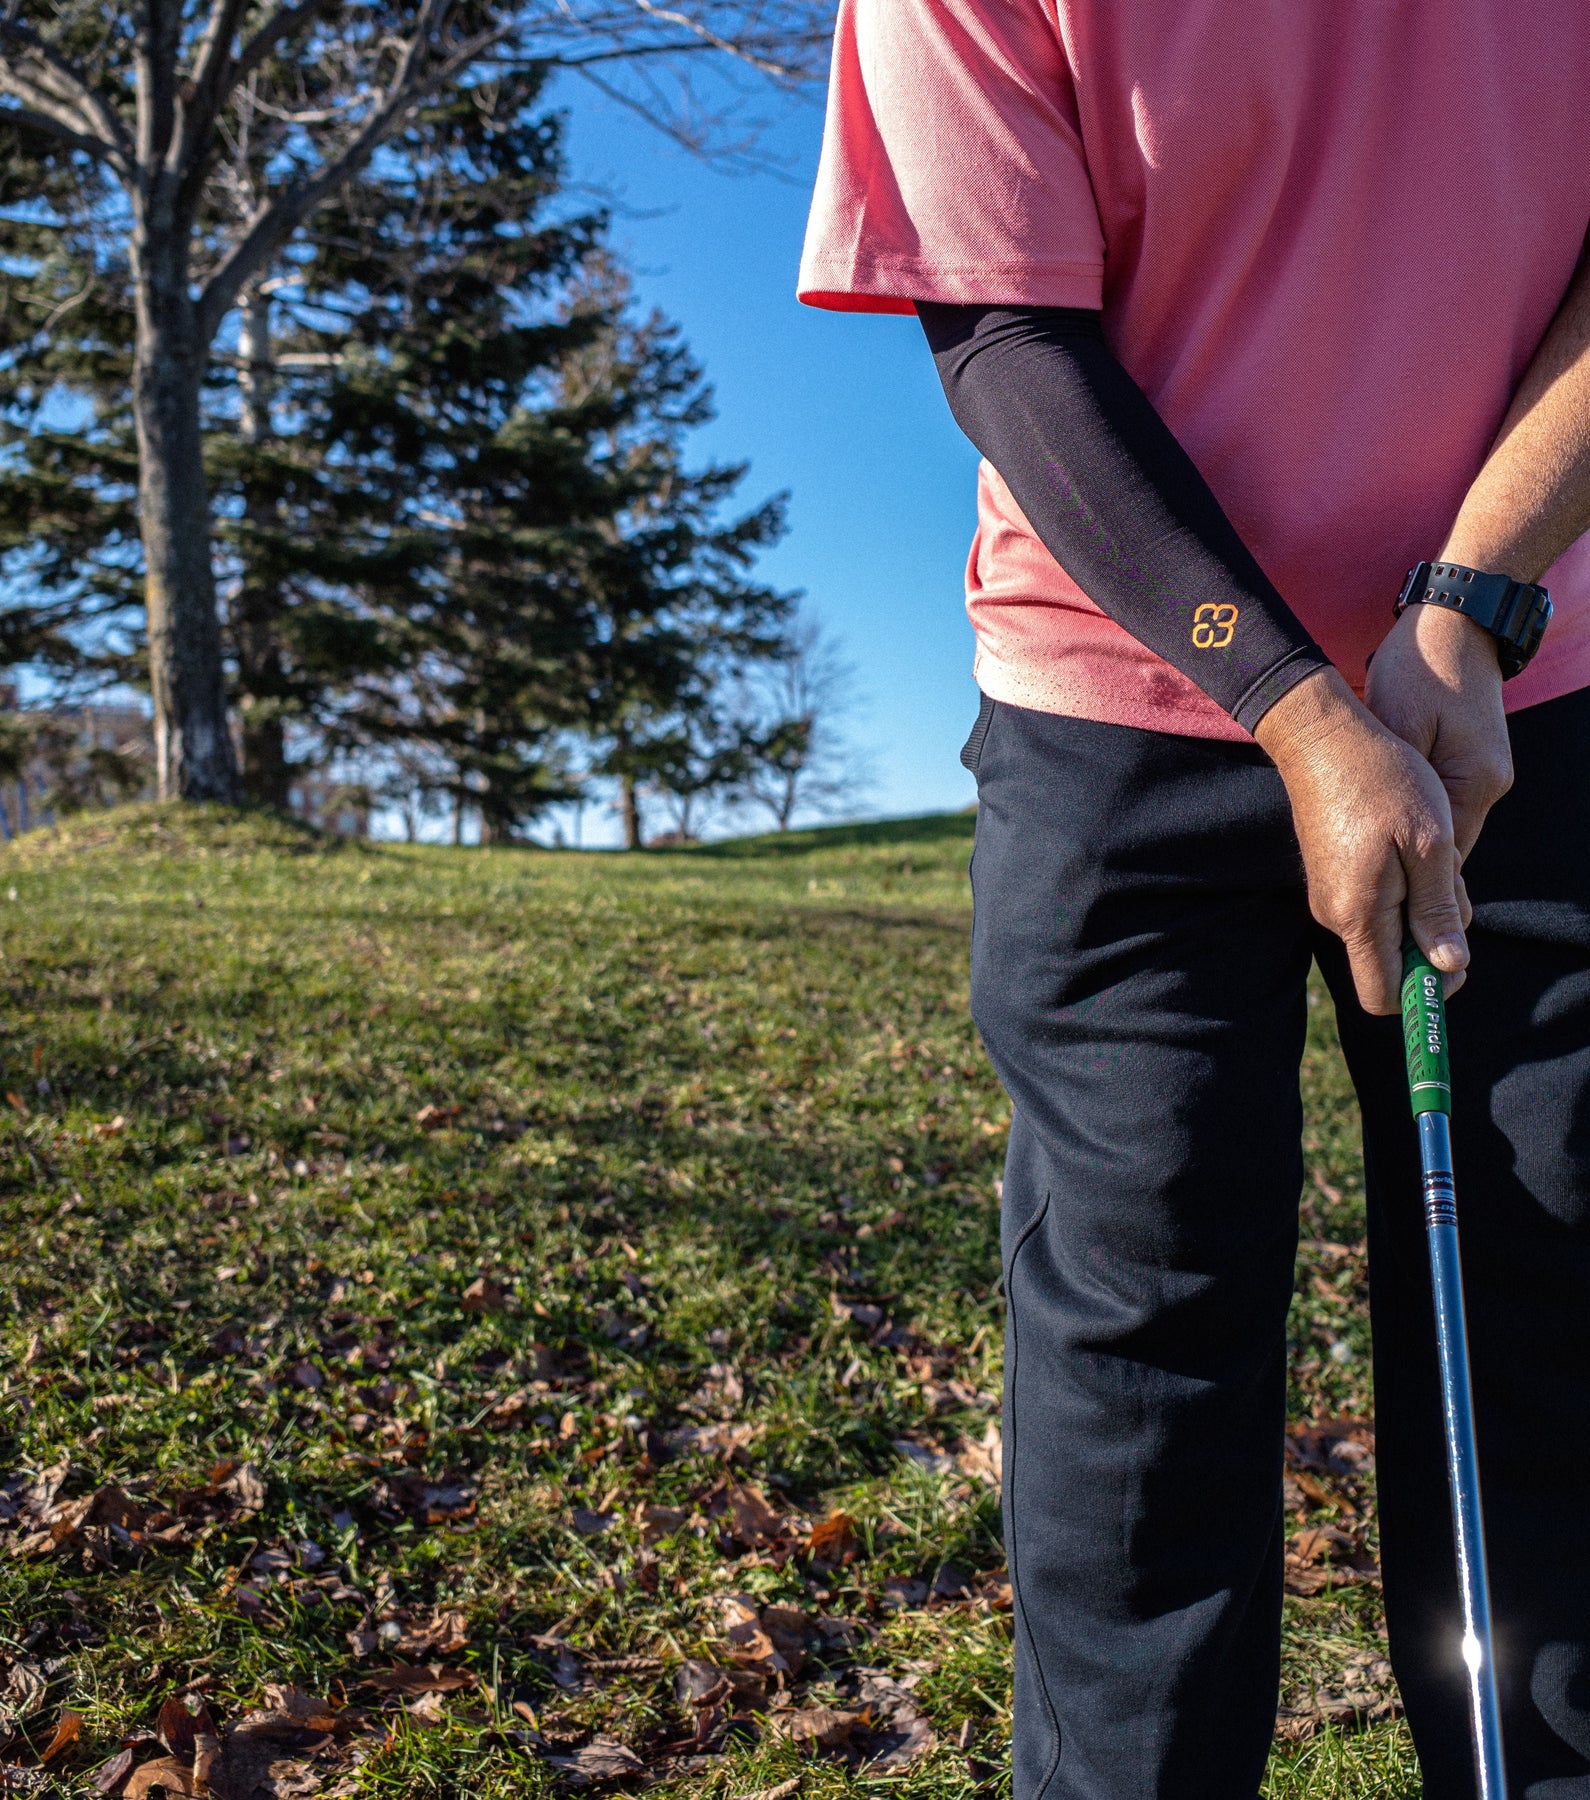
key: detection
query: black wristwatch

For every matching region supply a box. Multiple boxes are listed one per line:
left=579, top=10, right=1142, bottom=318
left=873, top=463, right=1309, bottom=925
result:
left=1394, top=560, right=1551, bottom=678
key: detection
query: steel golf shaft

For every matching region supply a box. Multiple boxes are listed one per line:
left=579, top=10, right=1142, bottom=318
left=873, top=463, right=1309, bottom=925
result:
left=1402, top=943, right=1508, bottom=1799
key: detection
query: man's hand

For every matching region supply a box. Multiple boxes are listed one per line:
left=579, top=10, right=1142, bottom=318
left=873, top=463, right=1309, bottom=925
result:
left=1364, top=600, right=1512, bottom=859
left=1255, top=667, right=1470, bottom=1014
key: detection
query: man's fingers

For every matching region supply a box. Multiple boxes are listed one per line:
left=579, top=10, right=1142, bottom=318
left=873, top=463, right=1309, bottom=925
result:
left=1403, top=833, right=1469, bottom=974
left=1441, top=758, right=1513, bottom=860
left=1341, top=906, right=1406, bottom=1016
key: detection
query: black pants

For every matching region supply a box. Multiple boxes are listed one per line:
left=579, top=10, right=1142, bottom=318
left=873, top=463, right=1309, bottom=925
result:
left=965, top=690, right=1590, bottom=1800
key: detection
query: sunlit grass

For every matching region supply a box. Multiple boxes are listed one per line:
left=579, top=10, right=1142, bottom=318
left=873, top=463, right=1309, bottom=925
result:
left=0, top=803, right=1412, bottom=1795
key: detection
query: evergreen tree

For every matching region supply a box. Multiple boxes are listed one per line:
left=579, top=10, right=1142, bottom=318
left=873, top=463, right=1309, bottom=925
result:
left=0, top=1, right=831, bottom=801
left=0, top=74, right=791, bottom=836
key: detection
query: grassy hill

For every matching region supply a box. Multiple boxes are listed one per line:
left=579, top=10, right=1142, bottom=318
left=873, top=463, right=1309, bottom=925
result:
left=0, top=807, right=1412, bottom=1796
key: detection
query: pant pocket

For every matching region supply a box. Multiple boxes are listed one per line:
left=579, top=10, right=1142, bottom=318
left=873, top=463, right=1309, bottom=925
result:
left=960, top=692, right=996, bottom=776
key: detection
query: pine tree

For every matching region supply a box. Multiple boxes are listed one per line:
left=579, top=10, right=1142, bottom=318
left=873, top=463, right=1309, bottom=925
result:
left=0, top=1, right=831, bottom=801
left=0, top=73, right=791, bottom=837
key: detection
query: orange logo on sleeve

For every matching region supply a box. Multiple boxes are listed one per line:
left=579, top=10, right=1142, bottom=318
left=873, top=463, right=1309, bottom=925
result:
left=1192, top=602, right=1239, bottom=648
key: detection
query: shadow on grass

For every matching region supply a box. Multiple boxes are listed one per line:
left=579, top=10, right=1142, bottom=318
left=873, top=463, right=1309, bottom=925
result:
left=685, top=810, right=977, bottom=859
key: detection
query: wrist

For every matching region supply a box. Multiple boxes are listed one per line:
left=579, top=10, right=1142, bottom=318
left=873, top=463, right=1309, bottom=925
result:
left=1403, top=596, right=1504, bottom=675
left=1436, top=530, right=1540, bottom=588
left=1252, top=664, right=1365, bottom=766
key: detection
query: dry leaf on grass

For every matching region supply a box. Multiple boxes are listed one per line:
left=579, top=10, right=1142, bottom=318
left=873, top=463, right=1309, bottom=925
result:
left=542, top=1738, right=644, bottom=1783
left=361, top=1666, right=474, bottom=1696
left=956, top=1422, right=1003, bottom=1489
left=733, top=1781, right=802, bottom=1800
left=123, top=1758, right=200, bottom=1798
left=461, top=1277, right=507, bottom=1313
left=867, top=1712, right=935, bottom=1771
left=769, top=1703, right=864, bottom=1752
left=672, top=1659, right=767, bottom=1714
left=725, top=1482, right=791, bottom=1548
left=38, top=1708, right=83, bottom=1763
left=88, top=1748, right=137, bottom=1794
left=413, top=1104, right=462, bottom=1130
left=804, top=1510, right=858, bottom=1566
left=390, top=1609, right=468, bottom=1656
left=3, top=1656, right=47, bottom=1718
left=639, top=1504, right=688, bottom=1545
left=405, top=1692, right=450, bottom=1727
left=1286, top=1418, right=1375, bottom=1477
left=250, top=1685, right=339, bottom=1735
left=212, top=1460, right=267, bottom=1515
left=719, top=1595, right=814, bottom=1678
left=1283, top=1522, right=1379, bottom=1595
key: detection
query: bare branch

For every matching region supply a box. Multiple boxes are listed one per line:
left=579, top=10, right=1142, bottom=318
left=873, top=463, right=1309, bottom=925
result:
left=0, top=91, right=117, bottom=164
left=176, top=0, right=253, bottom=169
left=0, top=19, right=134, bottom=170
left=196, top=0, right=479, bottom=343
left=230, top=0, right=327, bottom=93
left=42, top=273, right=96, bottom=334
left=625, top=0, right=802, bottom=80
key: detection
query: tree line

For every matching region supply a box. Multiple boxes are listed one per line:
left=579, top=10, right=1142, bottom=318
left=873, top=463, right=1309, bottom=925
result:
left=0, top=1, right=848, bottom=844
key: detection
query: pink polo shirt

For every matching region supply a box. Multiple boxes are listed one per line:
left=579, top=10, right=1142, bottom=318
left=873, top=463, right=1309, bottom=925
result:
left=798, top=0, right=1590, bottom=740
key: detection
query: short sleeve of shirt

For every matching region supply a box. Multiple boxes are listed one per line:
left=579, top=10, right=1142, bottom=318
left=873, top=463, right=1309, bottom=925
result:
left=797, top=0, right=1105, bottom=314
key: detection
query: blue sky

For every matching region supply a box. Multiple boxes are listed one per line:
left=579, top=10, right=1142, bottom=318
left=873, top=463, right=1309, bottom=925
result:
left=549, top=72, right=984, bottom=840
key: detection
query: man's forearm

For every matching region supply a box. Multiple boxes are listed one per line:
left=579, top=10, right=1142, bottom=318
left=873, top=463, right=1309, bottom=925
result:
left=917, top=302, right=1331, bottom=732
left=1441, top=234, right=1590, bottom=583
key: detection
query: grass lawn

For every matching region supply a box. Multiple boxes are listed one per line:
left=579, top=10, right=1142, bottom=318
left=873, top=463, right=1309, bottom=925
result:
left=1, top=805, right=1417, bottom=1797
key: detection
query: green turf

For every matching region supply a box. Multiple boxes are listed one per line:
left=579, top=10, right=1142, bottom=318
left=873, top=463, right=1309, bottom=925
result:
left=0, top=804, right=1416, bottom=1795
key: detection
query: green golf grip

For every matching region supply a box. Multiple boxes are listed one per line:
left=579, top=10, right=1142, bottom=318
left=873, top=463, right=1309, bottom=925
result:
left=1401, top=936, right=1452, bottom=1117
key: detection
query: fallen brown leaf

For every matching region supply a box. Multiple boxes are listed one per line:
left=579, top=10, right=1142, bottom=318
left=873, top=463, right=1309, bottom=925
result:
left=725, top=1482, right=789, bottom=1548
left=461, top=1277, right=507, bottom=1313
left=805, top=1510, right=859, bottom=1566
left=391, top=1609, right=468, bottom=1656
left=769, top=1703, right=865, bottom=1751
left=38, top=1708, right=83, bottom=1764
left=733, top=1781, right=802, bottom=1800
left=156, top=1695, right=215, bottom=1762
left=406, top=1691, right=450, bottom=1727
left=640, top=1504, right=688, bottom=1545
left=3, top=1656, right=47, bottom=1718
left=88, top=1747, right=137, bottom=1794
left=122, top=1757, right=199, bottom=1798
left=956, top=1421, right=1003, bottom=1489
left=413, top=1103, right=462, bottom=1130
left=543, top=1738, right=644, bottom=1783
left=869, top=1711, right=935, bottom=1771
left=362, top=1665, right=474, bottom=1696
left=210, top=1460, right=267, bottom=1515
left=255, top=1685, right=339, bottom=1733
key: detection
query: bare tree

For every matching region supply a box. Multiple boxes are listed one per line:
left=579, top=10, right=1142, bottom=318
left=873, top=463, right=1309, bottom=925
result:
left=0, top=0, right=832, bottom=801
left=734, top=613, right=869, bottom=831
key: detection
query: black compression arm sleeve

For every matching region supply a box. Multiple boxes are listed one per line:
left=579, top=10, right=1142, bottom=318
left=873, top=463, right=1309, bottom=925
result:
left=918, top=303, right=1331, bottom=732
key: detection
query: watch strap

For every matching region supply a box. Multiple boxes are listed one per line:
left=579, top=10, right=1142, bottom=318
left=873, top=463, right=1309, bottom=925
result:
left=1394, top=561, right=1551, bottom=678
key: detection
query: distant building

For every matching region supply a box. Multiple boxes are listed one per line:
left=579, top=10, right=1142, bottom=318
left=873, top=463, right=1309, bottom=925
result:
left=287, top=770, right=370, bottom=839
left=0, top=691, right=155, bottom=839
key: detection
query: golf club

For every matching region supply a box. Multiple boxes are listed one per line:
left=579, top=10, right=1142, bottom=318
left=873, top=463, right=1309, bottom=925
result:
left=1400, top=936, right=1507, bottom=1799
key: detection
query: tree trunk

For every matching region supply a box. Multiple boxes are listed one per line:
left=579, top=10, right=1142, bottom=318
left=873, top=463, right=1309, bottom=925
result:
left=233, top=287, right=291, bottom=809
left=132, top=226, right=239, bottom=803
left=620, top=775, right=643, bottom=850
